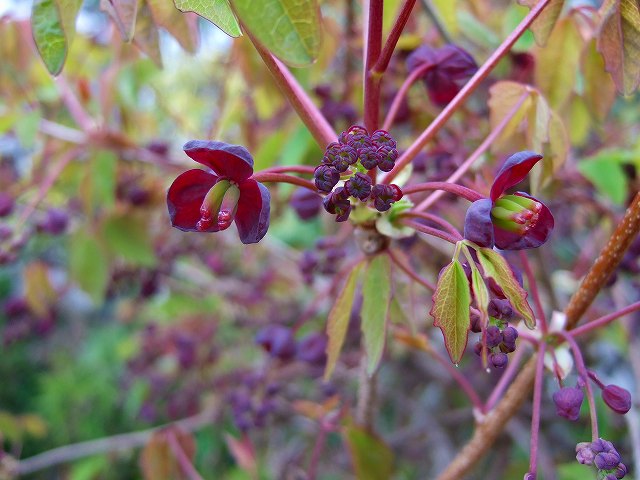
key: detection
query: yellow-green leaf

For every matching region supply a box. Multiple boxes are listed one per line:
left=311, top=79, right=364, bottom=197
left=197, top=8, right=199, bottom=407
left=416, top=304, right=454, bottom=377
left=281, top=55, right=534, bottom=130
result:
left=133, top=0, right=163, bottom=67
left=597, top=0, right=640, bottom=95
left=432, top=0, right=459, bottom=35
left=324, top=262, right=363, bottom=381
left=102, top=213, right=157, bottom=267
left=583, top=39, right=617, bottom=121
left=518, top=0, right=565, bottom=46
left=488, top=81, right=533, bottom=153
left=148, top=0, right=197, bottom=52
left=100, top=0, right=138, bottom=41
left=231, top=0, right=322, bottom=67
left=471, top=266, right=489, bottom=323
left=343, top=424, right=394, bottom=480
left=24, top=262, right=56, bottom=318
left=69, top=231, right=109, bottom=305
left=361, top=254, right=392, bottom=376
left=174, top=0, right=241, bottom=37
left=430, top=260, right=471, bottom=364
left=475, top=248, right=536, bottom=328
left=31, top=0, right=81, bottom=75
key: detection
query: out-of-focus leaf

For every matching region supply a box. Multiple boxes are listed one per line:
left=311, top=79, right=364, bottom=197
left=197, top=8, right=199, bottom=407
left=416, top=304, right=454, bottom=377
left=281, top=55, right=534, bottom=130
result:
left=361, top=254, right=391, bottom=376
left=31, top=0, right=82, bottom=75
left=81, top=150, right=117, bottom=214
left=430, top=259, right=471, bottom=364
left=70, top=456, right=110, bottom=480
left=597, top=0, right=640, bottom=95
left=224, top=434, right=257, bottom=475
left=231, top=0, right=322, bottom=67
left=100, top=0, right=138, bottom=41
left=578, top=151, right=629, bottom=205
left=568, top=98, right=591, bottom=146
left=343, top=423, right=394, bottom=480
left=140, top=427, right=196, bottom=480
left=475, top=247, right=536, bottom=328
left=24, top=262, right=56, bottom=318
left=102, top=213, right=156, bottom=267
left=534, top=17, right=582, bottom=109
left=20, top=414, right=47, bottom=438
left=15, top=110, right=41, bottom=149
left=583, top=39, right=617, bottom=121
left=133, top=0, right=162, bottom=67
left=174, top=0, right=241, bottom=37
left=488, top=81, right=534, bottom=153
left=147, top=0, right=197, bottom=53
left=457, top=10, right=499, bottom=48
left=517, top=0, right=565, bottom=46
left=470, top=266, right=489, bottom=322
left=69, top=231, right=109, bottom=304
left=324, top=262, right=363, bottom=381
left=254, top=130, right=288, bottom=171
left=432, top=0, right=458, bottom=35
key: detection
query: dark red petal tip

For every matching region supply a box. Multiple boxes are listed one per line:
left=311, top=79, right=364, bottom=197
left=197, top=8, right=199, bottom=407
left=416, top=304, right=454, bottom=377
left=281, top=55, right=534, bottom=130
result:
left=167, top=169, right=218, bottom=232
left=235, top=180, right=271, bottom=244
left=183, top=140, right=254, bottom=181
left=494, top=193, right=554, bottom=250
left=464, top=199, right=495, bottom=248
left=490, top=151, right=543, bottom=202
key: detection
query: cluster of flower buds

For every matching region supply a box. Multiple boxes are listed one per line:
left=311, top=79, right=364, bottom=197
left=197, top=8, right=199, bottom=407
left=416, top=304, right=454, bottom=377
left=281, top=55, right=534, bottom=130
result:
left=314, top=126, right=403, bottom=222
left=471, top=297, right=519, bottom=368
left=227, top=373, right=280, bottom=432
left=576, top=439, right=627, bottom=479
left=255, top=324, right=327, bottom=368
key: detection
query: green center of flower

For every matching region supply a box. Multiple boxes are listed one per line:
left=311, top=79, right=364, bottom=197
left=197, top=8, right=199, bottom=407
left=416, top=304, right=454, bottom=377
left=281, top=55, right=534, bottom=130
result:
left=491, top=194, right=542, bottom=234
left=197, top=180, right=241, bottom=232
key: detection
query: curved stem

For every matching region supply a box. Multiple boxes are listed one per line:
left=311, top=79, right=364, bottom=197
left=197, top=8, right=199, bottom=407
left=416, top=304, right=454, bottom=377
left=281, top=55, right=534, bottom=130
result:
left=251, top=172, right=317, bottom=191
left=401, top=219, right=460, bottom=244
left=388, top=248, right=435, bottom=291
left=527, top=341, right=547, bottom=479
left=382, top=62, right=432, bottom=131
left=403, top=182, right=484, bottom=202
left=571, top=301, right=640, bottom=338
left=382, top=0, right=553, bottom=184
left=400, top=210, right=462, bottom=239
left=519, top=250, right=548, bottom=334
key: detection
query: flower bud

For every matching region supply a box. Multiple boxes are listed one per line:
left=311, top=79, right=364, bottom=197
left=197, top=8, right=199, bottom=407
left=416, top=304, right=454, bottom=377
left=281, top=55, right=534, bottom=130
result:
left=486, top=325, right=502, bottom=348
left=553, top=386, right=583, bottom=421
left=314, top=165, right=340, bottom=192
left=345, top=172, right=372, bottom=201
left=576, top=442, right=595, bottom=465
left=371, top=129, right=397, bottom=149
left=602, top=384, right=632, bottom=414
left=357, top=147, right=380, bottom=170
left=291, top=188, right=322, bottom=220
left=255, top=325, right=297, bottom=361
left=377, top=146, right=399, bottom=172
left=370, top=184, right=402, bottom=212
left=595, top=451, right=621, bottom=471
left=490, top=352, right=508, bottom=368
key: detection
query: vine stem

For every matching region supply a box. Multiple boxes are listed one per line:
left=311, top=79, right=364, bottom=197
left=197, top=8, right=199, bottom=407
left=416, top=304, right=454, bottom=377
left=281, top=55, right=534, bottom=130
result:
left=372, top=0, right=417, bottom=74
left=251, top=172, right=317, bottom=191
left=246, top=30, right=337, bottom=149
left=258, top=165, right=316, bottom=175
left=527, top=341, right=546, bottom=479
left=382, top=0, right=553, bottom=184
left=403, top=182, right=484, bottom=202
left=436, top=192, right=640, bottom=480
left=519, top=250, right=548, bottom=334
left=414, top=91, right=530, bottom=212
left=382, top=62, right=432, bottom=131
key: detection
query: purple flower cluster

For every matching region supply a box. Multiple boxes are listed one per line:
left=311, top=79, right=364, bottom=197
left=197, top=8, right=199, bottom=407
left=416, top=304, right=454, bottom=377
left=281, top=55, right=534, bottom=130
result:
left=576, top=439, right=627, bottom=479
left=255, top=324, right=327, bottom=368
left=314, top=126, right=403, bottom=222
left=299, top=239, right=346, bottom=285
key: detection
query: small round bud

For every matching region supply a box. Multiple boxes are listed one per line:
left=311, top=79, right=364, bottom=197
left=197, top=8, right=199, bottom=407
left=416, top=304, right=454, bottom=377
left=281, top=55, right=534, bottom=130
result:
left=602, top=384, right=632, bottom=415
left=552, top=386, right=583, bottom=421
left=345, top=172, right=373, bottom=201
left=595, top=451, right=621, bottom=471
left=377, top=146, right=398, bottom=172
left=357, top=147, right=380, bottom=170
left=314, top=165, right=340, bottom=192
left=473, top=341, right=485, bottom=357
left=488, top=298, right=514, bottom=320
left=486, top=325, right=502, bottom=348
left=490, top=352, right=508, bottom=368
left=370, top=184, right=402, bottom=212
left=469, top=312, right=482, bottom=333
left=291, top=188, right=322, bottom=220
left=37, top=208, right=69, bottom=235
left=323, top=187, right=351, bottom=222
left=255, top=325, right=297, bottom=361
left=371, top=129, right=397, bottom=149
left=615, top=463, right=628, bottom=479
left=576, top=442, right=595, bottom=465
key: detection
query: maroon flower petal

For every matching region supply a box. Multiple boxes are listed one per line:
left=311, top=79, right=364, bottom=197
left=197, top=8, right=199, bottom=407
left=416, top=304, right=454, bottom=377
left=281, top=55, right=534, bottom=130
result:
left=167, top=169, right=219, bottom=232
left=183, top=140, right=254, bottom=181
left=490, top=151, right=543, bottom=202
left=235, top=180, right=271, bottom=244
left=464, top=198, right=494, bottom=247
left=494, top=192, right=554, bottom=250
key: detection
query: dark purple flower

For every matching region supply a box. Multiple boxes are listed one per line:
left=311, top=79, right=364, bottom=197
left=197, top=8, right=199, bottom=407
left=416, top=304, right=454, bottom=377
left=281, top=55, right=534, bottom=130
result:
left=490, top=352, right=508, bottom=368
left=501, top=326, right=518, bottom=352
left=314, top=164, right=341, bottom=193
left=371, top=130, right=397, bottom=149
left=255, top=325, right=297, bottom=361
left=37, top=208, right=69, bottom=235
left=323, top=187, right=352, bottom=222
left=290, top=188, right=322, bottom=220
left=576, top=442, right=596, bottom=465
left=602, top=384, right=632, bottom=414
left=553, top=386, right=584, bottom=421
left=377, top=146, right=399, bottom=172
left=488, top=298, right=514, bottom=320
left=370, top=184, right=403, bottom=212
left=296, top=332, right=327, bottom=366
left=486, top=325, right=502, bottom=348
left=464, top=151, right=554, bottom=250
left=406, top=44, right=478, bottom=106
left=357, top=147, right=380, bottom=170
left=345, top=172, right=373, bottom=201
left=167, top=141, right=270, bottom=244
left=0, top=193, right=14, bottom=217
left=615, top=463, right=628, bottom=478
left=595, top=451, right=621, bottom=471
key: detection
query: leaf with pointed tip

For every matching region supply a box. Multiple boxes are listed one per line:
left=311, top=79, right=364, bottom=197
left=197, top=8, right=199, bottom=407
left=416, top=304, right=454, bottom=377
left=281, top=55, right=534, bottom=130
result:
left=517, top=0, right=565, bottom=46
left=597, top=0, right=640, bottom=95
left=488, top=81, right=533, bottom=154
left=475, top=247, right=536, bottom=328
left=582, top=39, right=617, bottom=122
left=231, top=0, right=322, bottom=67
left=361, top=254, right=392, bottom=376
left=31, top=0, right=81, bottom=75
left=174, top=0, right=241, bottom=37
left=470, top=266, right=489, bottom=325
left=343, top=424, right=394, bottom=480
left=100, top=0, right=138, bottom=41
left=148, top=0, right=197, bottom=52
left=430, top=260, right=471, bottom=364
left=133, top=0, right=162, bottom=67
left=324, top=262, right=363, bottom=381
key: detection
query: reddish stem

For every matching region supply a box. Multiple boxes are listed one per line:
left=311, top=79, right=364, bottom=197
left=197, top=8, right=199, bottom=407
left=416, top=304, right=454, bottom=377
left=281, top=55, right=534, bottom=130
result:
left=388, top=248, right=435, bottom=291
left=363, top=0, right=384, bottom=132
left=167, top=432, right=205, bottom=480
left=382, top=62, right=432, bottom=131
left=527, top=341, right=546, bottom=479
left=372, top=0, right=417, bottom=74
left=403, top=182, right=484, bottom=202
left=258, top=165, right=316, bottom=175
left=519, top=250, right=548, bottom=334
left=400, top=219, right=460, bottom=244
left=571, top=301, right=640, bottom=337
left=400, top=210, right=462, bottom=239
left=485, top=346, right=527, bottom=411
left=382, top=0, right=553, bottom=184
left=251, top=172, right=317, bottom=191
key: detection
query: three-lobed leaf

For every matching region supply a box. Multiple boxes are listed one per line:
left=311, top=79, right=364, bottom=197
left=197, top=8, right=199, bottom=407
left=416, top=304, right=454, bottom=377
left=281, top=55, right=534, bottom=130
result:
left=430, top=260, right=471, bottom=364
left=361, top=254, right=392, bottom=376
left=174, top=0, right=241, bottom=37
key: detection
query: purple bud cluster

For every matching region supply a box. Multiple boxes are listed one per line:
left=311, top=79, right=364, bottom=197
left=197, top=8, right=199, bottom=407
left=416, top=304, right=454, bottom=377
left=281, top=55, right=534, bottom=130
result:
left=255, top=324, right=327, bottom=368
left=471, top=298, right=519, bottom=368
left=313, top=126, right=403, bottom=222
left=299, top=239, right=346, bottom=284
left=576, top=439, right=627, bottom=478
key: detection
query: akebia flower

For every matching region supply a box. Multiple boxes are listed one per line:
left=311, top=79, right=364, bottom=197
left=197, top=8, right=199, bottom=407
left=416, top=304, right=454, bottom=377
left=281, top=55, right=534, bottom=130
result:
left=167, top=140, right=270, bottom=244
left=464, top=151, right=554, bottom=250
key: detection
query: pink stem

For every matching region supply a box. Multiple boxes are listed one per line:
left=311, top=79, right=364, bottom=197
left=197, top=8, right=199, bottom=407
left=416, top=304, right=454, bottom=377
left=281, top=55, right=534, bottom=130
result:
left=527, top=341, right=547, bottom=479
left=251, top=172, right=317, bottom=191
left=55, top=76, right=94, bottom=131
left=571, top=301, right=640, bottom=338
left=258, top=165, right=316, bottom=175
left=382, top=0, right=553, bottom=184
left=429, top=345, right=485, bottom=412
left=400, top=210, right=462, bottom=238
left=414, top=91, right=530, bottom=211
left=307, top=419, right=331, bottom=480
left=363, top=0, right=384, bottom=132
left=247, top=30, right=337, bottom=149
left=485, top=346, right=527, bottom=411
left=388, top=248, right=435, bottom=291
left=519, top=250, right=548, bottom=334
left=372, top=0, right=417, bottom=74
left=382, top=62, right=432, bottom=131
left=167, top=432, right=204, bottom=480
left=401, top=219, right=460, bottom=244
left=403, top=182, right=483, bottom=202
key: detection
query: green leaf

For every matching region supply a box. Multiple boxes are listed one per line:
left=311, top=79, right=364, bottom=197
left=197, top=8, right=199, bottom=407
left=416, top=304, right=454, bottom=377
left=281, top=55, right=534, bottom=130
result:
left=102, top=213, right=157, bottom=267
left=597, top=0, right=640, bottom=95
left=582, top=40, right=617, bottom=122
left=578, top=152, right=629, bottom=205
left=361, top=254, right=392, bottom=376
left=231, top=0, right=322, bottom=67
left=81, top=150, right=117, bottom=214
left=475, top=247, right=536, bottom=328
left=517, top=0, right=565, bottom=46
left=430, top=260, right=471, bottom=364
left=69, top=231, right=109, bottom=305
left=470, top=266, right=489, bottom=323
left=343, top=424, right=394, bottom=480
left=31, top=0, right=81, bottom=75
left=100, top=0, right=138, bottom=41
left=324, top=262, right=363, bottom=381
left=174, top=0, right=241, bottom=37
left=14, top=110, right=41, bottom=149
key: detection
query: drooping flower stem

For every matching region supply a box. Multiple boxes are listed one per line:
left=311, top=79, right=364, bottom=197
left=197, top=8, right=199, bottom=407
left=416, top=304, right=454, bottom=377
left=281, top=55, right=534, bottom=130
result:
left=527, top=341, right=546, bottom=479
left=519, top=251, right=548, bottom=334
left=401, top=219, right=460, bottom=244
left=400, top=211, right=462, bottom=239
left=382, top=0, right=553, bottom=184
left=403, top=182, right=484, bottom=202
left=251, top=172, right=317, bottom=191
left=382, top=62, right=432, bottom=131
left=485, top=346, right=527, bottom=411
left=363, top=0, right=384, bottom=133
left=571, top=301, right=640, bottom=338
left=388, top=248, right=435, bottom=291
